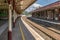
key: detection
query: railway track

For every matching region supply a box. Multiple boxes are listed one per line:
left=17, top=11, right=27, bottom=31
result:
left=28, top=18, right=60, bottom=34
left=22, top=16, right=60, bottom=40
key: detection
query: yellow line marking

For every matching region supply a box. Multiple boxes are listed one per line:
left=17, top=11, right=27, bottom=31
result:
left=19, top=23, right=25, bottom=40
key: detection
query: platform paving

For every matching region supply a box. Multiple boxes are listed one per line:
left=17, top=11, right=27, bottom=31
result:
left=12, top=17, right=35, bottom=40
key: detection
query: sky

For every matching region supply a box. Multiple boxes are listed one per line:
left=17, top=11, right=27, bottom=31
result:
left=25, top=0, right=58, bottom=12
left=36, top=0, right=58, bottom=6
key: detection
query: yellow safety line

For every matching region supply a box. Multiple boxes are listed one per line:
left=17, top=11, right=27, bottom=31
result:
left=20, top=26, right=25, bottom=40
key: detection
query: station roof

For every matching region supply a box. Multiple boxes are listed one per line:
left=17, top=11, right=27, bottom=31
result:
left=21, top=0, right=36, bottom=10
left=0, top=3, right=8, bottom=9
left=32, top=1, right=60, bottom=12
left=16, top=0, right=36, bottom=13
left=0, top=0, right=36, bottom=13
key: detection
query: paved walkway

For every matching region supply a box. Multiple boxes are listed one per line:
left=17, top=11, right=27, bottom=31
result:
left=12, top=17, right=35, bottom=40
left=0, top=19, right=7, bottom=26
left=0, top=22, right=8, bottom=40
left=12, top=21, right=22, bottom=40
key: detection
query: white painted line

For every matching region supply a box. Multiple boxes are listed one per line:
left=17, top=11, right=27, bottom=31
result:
left=21, top=17, right=45, bottom=40
left=32, top=18, right=60, bottom=25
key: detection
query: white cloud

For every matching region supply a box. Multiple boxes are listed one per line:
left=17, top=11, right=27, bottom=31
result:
left=32, top=3, right=42, bottom=8
left=25, top=3, right=42, bottom=12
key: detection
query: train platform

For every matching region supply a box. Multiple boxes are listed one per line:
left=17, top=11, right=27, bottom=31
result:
left=0, top=22, right=8, bottom=40
left=0, top=19, right=7, bottom=26
left=28, top=17, right=60, bottom=25
left=12, top=17, right=35, bottom=40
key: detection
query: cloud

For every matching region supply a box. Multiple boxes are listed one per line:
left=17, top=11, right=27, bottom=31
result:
left=25, top=3, right=42, bottom=12
left=32, top=3, right=42, bottom=8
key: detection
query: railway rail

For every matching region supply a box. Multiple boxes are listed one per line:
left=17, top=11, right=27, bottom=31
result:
left=22, top=16, right=60, bottom=40
left=28, top=17, right=60, bottom=34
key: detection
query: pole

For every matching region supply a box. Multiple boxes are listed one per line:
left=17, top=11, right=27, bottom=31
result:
left=13, top=0, right=15, bottom=27
left=8, top=0, right=12, bottom=40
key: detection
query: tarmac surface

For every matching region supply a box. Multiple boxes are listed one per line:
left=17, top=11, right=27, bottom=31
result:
left=12, top=17, right=35, bottom=40
left=0, top=19, right=7, bottom=26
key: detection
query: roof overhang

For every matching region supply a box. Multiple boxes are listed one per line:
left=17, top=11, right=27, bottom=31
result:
left=0, top=3, right=8, bottom=9
left=16, top=0, right=36, bottom=14
left=21, top=0, right=36, bottom=10
left=32, top=1, right=60, bottom=12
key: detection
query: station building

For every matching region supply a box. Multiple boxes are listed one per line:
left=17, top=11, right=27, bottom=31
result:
left=0, top=0, right=8, bottom=19
left=32, top=1, right=60, bottom=21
